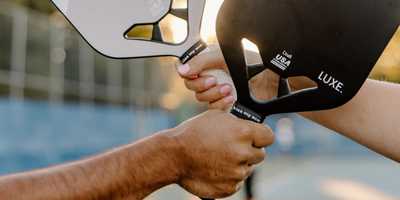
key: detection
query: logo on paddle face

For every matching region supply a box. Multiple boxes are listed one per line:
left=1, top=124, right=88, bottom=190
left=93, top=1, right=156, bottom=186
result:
left=318, top=71, right=344, bottom=94
left=271, top=51, right=292, bottom=71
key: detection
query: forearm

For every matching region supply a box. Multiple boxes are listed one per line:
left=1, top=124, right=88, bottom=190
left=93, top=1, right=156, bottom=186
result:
left=301, top=79, right=400, bottom=161
left=0, top=132, right=181, bottom=200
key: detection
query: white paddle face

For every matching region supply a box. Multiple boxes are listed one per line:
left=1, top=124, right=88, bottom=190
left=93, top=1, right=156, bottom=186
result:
left=50, top=0, right=206, bottom=59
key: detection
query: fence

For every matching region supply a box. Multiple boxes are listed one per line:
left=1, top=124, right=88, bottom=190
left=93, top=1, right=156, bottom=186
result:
left=0, top=2, right=185, bottom=109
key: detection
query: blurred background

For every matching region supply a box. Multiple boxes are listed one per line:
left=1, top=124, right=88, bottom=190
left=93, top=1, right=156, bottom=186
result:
left=0, top=0, right=399, bottom=200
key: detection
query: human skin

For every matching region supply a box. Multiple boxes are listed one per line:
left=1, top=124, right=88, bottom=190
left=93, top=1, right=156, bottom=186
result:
left=0, top=110, right=275, bottom=200
left=178, top=45, right=400, bottom=162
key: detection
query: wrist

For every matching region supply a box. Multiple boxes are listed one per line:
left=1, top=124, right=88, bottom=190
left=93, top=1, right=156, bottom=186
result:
left=111, top=131, right=185, bottom=199
left=153, top=129, right=186, bottom=184
left=163, top=125, right=195, bottom=182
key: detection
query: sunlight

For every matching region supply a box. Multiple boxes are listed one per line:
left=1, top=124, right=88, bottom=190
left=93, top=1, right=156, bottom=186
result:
left=242, top=38, right=260, bottom=53
left=200, top=0, right=259, bottom=52
left=168, top=0, right=258, bottom=51
left=168, top=16, right=188, bottom=43
left=168, top=0, right=188, bottom=43
left=200, top=0, right=224, bottom=43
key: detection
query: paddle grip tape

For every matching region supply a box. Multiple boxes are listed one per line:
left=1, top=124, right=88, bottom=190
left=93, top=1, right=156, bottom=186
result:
left=180, top=40, right=208, bottom=64
left=231, top=103, right=264, bottom=123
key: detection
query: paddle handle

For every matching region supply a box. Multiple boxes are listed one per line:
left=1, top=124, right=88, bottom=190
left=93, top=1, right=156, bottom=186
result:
left=201, top=69, right=237, bottom=106
left=181, top=41, right=237, bottom=109
left=199, top=65, right=236, bottom=200
left=180, top=42, right=236, bottom=200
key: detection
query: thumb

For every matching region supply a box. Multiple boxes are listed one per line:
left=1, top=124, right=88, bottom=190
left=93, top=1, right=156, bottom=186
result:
left=177, top=46, right=227, bottom=78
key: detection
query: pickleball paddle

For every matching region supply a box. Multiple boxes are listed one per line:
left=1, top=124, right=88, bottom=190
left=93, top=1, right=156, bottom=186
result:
left=217, top=0, right=400, bottom=123
left=49, top=0, right=236, bottom=199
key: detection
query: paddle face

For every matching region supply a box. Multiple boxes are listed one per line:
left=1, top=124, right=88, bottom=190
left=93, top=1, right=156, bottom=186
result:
left=217, top=0, right=400, bottom=121
left=50, top=0, right=206, bottom=59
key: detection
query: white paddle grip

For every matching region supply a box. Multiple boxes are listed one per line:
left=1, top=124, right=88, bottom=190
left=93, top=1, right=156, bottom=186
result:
left=201, top=69, right=237, bottom=103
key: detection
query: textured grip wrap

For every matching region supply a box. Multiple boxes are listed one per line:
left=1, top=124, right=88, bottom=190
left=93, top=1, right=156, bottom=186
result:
left=231, top=103, right=264, bottom=123
left=180, top=40, right=207, bottom=64
left=201, top=69, right=237, bottom=104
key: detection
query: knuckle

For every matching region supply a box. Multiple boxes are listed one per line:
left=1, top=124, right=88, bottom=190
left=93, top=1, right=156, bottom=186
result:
left=228, top=184, right=239, bottom=194
left=233, top=168, right=247, bottom=181
left=258, top=126, right=275, bottom=147
left=194, top=80, right=208, bottom=92
left=264, top=124, right=273, bottom=135
left=264, top=126, right=276, bottom=144
left=260, top=150, right=267, bottom=159
left=231, top=125, right=251, bottom=140
left=269, top=131, right=276, bottom=144
left=211, top=88, right=222, bottom=99
left=218, top=184, right=238, bottom=197
left=254, top=149, right=266, bottom=159
left=246, top=166, right=255, bottom=177
left=188, top=58, right=202, bottom=70
left=193, top=82, right=205, bottom=92
left=184, top=80, right=193, bottom=90
left=239, top=124, right=254, bottom=137
left=240, top=150, right=266, bottom=166
left=254, top=150, right=266, bottom=163
left=192, top=61, right=209, bottom=73
left=198, top=90, right=221, bottom=103
left=186, top=79, right=203, bottom=90
left=195, top=93, right=206, bottom=102
left=236, top=151, right=251, bottom=164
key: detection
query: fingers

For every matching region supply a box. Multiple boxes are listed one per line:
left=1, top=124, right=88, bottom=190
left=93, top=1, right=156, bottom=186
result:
left=211, top=181, right=243, bottom=198
left=196, top=84, right=233, bottom=103
left=177, top=45, right=233, bottom=110
left=237, top=147, right=266, bottom=166
left=177, top=48, right=226, bottom=78
left=184, top=76, right=217, bottom=93
left=187, top=47, right=226, bottom=76
left=233, top=121, right=274, bottom=166
left=180, top=176, right=245, bottom=199
left=185, top=75, right=235, bottom=110
left=251, top=124, right=275, bottom=148
left=231, top=166, right=253, bottom=182
left=208, top=96, right=235, bottom=110
left=247, top=148, right=266, bottom=165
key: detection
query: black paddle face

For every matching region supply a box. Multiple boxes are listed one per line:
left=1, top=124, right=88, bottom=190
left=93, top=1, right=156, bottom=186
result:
left=217, top=0, right=400, bottom=121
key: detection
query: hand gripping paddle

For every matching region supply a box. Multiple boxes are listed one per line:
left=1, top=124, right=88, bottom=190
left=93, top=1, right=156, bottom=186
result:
left=50, top=0, right=234, bottom=199
left=49, top=0, right=399, bottom=199
left=216, top=0, right=400, bottom=123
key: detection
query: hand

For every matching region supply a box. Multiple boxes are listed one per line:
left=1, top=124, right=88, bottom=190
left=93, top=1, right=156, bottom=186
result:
left=170, top=110, right=274, bottom=198
left=177, top=45, right=315, bottom=109
left=0, top=110, right=273, bottom=200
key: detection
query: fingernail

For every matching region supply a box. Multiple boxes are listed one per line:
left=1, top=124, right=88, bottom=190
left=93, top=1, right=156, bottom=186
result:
left=220, top=85, right=232, bottom=95
left=205, top=77, right=217, bottom=87
left=223, top=95, right=235, bottom=103
left=177, top=64, right=190, bottom=75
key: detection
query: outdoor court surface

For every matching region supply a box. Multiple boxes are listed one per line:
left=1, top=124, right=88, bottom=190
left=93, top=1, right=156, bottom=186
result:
left=1, top=100, right=399, bottom=200
left=148, top=156, right=400, bottom=200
